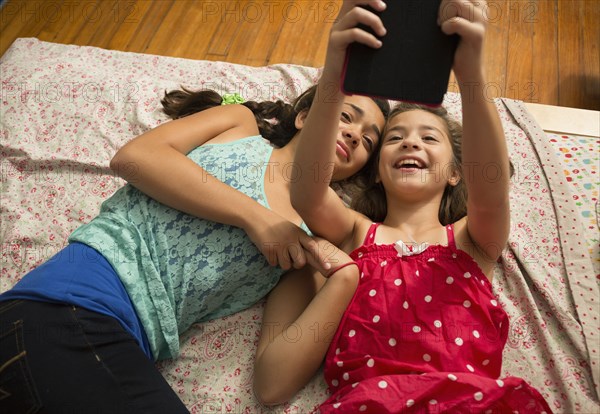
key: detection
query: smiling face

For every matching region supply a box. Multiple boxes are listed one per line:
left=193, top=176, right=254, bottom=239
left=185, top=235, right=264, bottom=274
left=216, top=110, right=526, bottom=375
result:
left=293, top=93, right=386, bottom=182
left=330, top=95, right=386, bottom=181
left=378, top=109, right=460, bottom=199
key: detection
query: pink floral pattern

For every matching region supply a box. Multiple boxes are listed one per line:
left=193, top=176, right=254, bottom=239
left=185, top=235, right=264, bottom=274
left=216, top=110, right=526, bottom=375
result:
left=1, top=38, right=597, bottom=412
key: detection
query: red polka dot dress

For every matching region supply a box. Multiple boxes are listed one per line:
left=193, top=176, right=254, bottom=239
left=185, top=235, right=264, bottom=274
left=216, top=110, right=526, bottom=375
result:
left=319, top=223, right=552, bottom=413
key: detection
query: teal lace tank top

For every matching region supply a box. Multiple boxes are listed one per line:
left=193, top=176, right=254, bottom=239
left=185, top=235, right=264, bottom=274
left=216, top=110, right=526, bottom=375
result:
left=69, top=135, right=285, bottom=360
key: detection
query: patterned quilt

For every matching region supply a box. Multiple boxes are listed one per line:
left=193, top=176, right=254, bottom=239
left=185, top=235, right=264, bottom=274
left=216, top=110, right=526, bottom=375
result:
left=1, top=38, right=598, bottom=413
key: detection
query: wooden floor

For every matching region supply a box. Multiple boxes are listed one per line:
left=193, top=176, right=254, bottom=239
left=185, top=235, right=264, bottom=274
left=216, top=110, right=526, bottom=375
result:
left=1, top=0, right=599, bottom=110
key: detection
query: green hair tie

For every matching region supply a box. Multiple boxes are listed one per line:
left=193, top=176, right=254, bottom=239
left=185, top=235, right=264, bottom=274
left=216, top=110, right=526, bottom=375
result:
left=221, top=93, right=245, bottom=105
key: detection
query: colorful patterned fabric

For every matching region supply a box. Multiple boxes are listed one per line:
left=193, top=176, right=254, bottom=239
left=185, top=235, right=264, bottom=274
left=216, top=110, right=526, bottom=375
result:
left=1, top=39, right=597, bottom=412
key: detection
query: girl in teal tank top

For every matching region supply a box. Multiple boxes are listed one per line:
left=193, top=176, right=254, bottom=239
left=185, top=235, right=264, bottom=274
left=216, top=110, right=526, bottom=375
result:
left=94, top=86, right=388, bottom=360
left=0, top=10, right=390, bottom=409
left=70, top=136, right=285, bottom=359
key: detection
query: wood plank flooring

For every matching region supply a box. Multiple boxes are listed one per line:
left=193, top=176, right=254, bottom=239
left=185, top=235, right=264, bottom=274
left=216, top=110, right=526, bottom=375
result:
left=1, top=0, right=598, bottom=110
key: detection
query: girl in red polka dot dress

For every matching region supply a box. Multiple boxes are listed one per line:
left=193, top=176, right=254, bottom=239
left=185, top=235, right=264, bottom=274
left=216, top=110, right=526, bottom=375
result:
left=253, top=0, right=553, bottom=412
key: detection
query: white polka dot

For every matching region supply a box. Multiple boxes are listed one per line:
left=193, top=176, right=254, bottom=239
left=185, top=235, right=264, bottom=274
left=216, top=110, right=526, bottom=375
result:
left=452, top=253, right=457, bottom=258
left=348, top=330, right=356, bottom=337
left=337, top=360, right=343, bottom=367
left=491, top=299, right=498, bottom=306
left=446, top=276, right=454, bottom=284
left=373, top=315, right=380, bottom=323
left=413, top=326, right=421, bottom=333
left=427, top=258, right=435, bottom=262
left=464, top=272, right=471, bottom=278
left=425, top=295, right=432, bottom=302
left=380, top=260, right=387, bottom=267
left=423, top=354, right=431, bottom=362
left=407, top=400, right=415, bottom=407
left=482, top=359, right=490, bottom=366
left=429, top=399, right=437, bottom=404
left=367, top=358, right=375, bottom=367
left=359, top=405, right=367, bottom=412
left=403, top=301, right=409, bottom=309
left=378, top=380, right=388, bottom=389
left=352, top=382, right=359, bottom=388
left=331, top=379, right=339, bottom=386
left=394, top=278, right=402, bottom=286
left=448, top=373, right=458, bottom=381
left=335, top=348, right=340, bottom=355
left=343, top=372, right=349, bottom=380
left=473, top=330, right=480, bottom=339
left=369, top=289, right=377, bottom=297
left=434, top=320, right=442, bottom=328
left=358, top=252, right=363, bottom=258
left=333, top=402, right=341, bottom=409
left=467, top=364, right=475, bottom=372
left=455, top=337, right=464, bottom=346
left=463, top=300, right=471, bottom=308
left=389, top=338, right=397, bottom=346
left=496, top=379, right=504, bottom=387
left=416, top=270, right=420, bottom=276
left=474, top=391, right=483, bottom=401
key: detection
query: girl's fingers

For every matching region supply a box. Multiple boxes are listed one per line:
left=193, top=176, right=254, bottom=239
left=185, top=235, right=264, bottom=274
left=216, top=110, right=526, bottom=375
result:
left=339, top=0, right=387, bottom=18
left=301, top=237, right=334, bottom=275
left=330, top=7, right=386, bottom=52
left=288, top=244, right=307, bottom=269
left=438, top=0, right=486, bottom=45
left=322, top=0, right=387, bottom=78
left=438, top=0, right=487, bottom=25
left=336, top=5, right=387, bottom=38
left=331, top=27, right=383, bottom=51
left=278, top=250, right=291, bottom=270
left=440, top=16, right=484, bottom=42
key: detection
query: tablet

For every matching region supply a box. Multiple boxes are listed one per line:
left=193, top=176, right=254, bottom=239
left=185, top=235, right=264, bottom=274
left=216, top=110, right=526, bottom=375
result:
left=341, top=0, right=459, bottom=106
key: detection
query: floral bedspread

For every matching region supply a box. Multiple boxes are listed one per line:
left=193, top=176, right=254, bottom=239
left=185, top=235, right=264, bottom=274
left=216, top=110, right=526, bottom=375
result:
left=1, top=38, right=598, bottom=413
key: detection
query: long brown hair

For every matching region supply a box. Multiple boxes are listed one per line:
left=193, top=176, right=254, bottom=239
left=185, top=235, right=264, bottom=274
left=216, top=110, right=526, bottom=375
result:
left=160, top=85, right=390, bottom=186
left=161, top=86, right=390, bottom=148
left=352, top=102, right=467, bottom=225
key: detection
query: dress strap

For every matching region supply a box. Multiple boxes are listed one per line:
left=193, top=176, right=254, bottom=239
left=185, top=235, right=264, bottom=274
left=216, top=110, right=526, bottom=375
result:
left=446, top=224, right=457, bottom=250
left=362, top=223, right=380, bottom=246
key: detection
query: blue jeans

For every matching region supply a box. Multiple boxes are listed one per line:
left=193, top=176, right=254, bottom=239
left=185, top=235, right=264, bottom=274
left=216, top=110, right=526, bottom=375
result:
left=0, top=300, right=189, bottom=413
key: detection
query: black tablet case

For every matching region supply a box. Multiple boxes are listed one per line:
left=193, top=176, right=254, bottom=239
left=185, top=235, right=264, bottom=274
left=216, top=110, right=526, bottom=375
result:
left=342, top=0, right=459, bottom=106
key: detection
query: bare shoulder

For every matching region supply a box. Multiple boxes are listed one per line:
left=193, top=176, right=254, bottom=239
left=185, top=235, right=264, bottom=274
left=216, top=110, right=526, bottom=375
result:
left=128, top=103, right=261, bottom=155
left=216, top=103, right=256, bottom=122
left=197, top=104, right=259, bottom=144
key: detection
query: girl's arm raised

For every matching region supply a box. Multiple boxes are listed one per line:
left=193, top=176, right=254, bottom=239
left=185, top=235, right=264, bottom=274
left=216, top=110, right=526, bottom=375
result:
left=110, top=104, right=326, bottom=271
left=291, top=0, right=387, bottom=246
left=253, top=240, right=359, bottom=405
left=440, top=0, right=511, bottom=262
